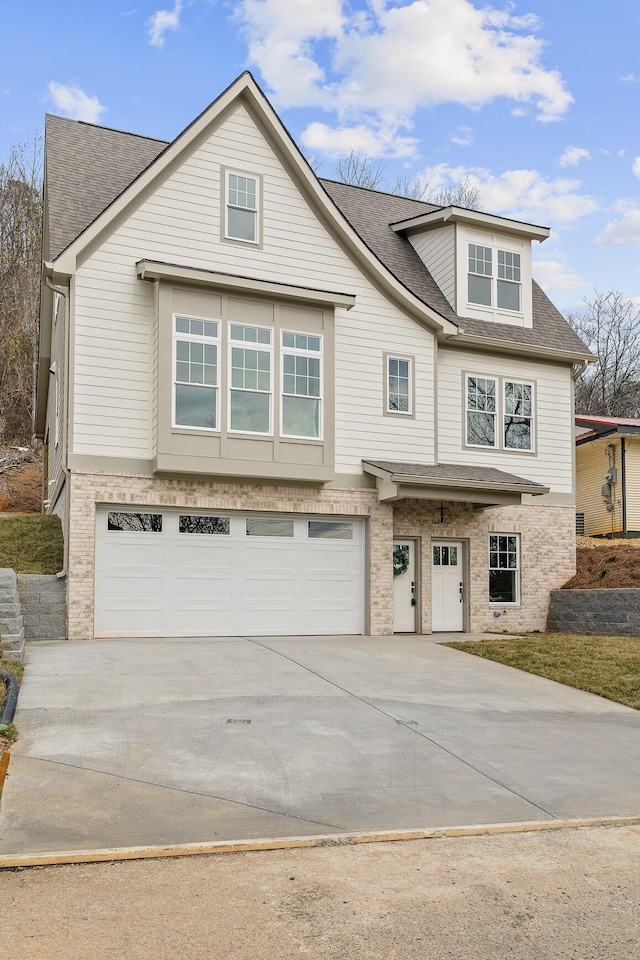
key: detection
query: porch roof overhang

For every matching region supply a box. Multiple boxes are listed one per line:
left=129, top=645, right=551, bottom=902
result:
left=362, top=460, right=550, bottom=505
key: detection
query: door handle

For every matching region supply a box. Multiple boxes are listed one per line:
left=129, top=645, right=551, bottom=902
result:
left=459, top=582, right=464, bottom=602
left=411, top=581, right=416, bottom=606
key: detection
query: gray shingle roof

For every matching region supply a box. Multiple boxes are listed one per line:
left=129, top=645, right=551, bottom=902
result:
left=363, top=460, right=547, bottom=489
left=44, top=113, right=590, bottom=359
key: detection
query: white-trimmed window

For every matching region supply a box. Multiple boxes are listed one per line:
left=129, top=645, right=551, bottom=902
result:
left=225, top=171, right=258, bottom=243
left=466, top=375, right=497, bottom=447
left=504, top=380, right=533, bottom=451
left=387, top=356, right=412, bottom=415
left=281, top=332, right=322, bottom=439
left=174, top=316, right=219, bottom=430
left=468, top=243, right=521, bottom=312
left=489, top=534, right=520, bottom=604
left=229, top=323, right=272, bottom=434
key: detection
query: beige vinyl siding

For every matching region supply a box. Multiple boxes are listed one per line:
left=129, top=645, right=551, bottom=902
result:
left=437, top=347, right=574, bottom=494
left=624, top=439, right=640, bottom=531
left=72, top=101, right=435, bottom=470
left=576, top=439, right=620, bottom=536
left=409, top=225, right=456, bottom=309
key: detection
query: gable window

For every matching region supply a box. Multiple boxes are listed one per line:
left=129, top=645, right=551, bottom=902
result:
left=225, top=171, right=258, bottom=243
left=489, top=534, right=519, bottom=604
left=504, top=380, right=533, bottom=450
left=174, top=316, right=219, bottom=430
left=468, top=244, right=521, bottom=312
left=466, top=376, right=497, bottom=447
left=281, top=332, right=322, bottom=439
left=386, top=356, right=413, bottom=415
left=229, top=323, right=272, bottom=434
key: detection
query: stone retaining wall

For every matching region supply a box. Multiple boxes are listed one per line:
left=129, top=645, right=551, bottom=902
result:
left=0, top=568, right=25, bottom=662
left=17, top=575, right=67, bottom=642
left=547, top=588, right=640, bottom=636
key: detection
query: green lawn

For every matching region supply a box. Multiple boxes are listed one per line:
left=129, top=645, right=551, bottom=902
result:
left=0, top=515, right=63, bottom=574
left=446, top=634, right=640, bottom=710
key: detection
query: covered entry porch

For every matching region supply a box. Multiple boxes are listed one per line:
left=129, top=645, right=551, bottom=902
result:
left=362, top=460, right=551, bottom=636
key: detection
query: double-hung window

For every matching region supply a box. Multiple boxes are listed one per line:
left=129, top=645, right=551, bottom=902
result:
left=489, top=534, right=519, bottom=603
left=504, top=380, right=533, bottom=450
left=468, top=243, right=521, bottom=312
left=281, top=332, right=322, bottom=438
left=466, top=376, right=497, bottom=447
left=229, top=324, right=272, bottom=434
left=225, top=171, right=259, bottom=243
left=386, top=356, right=412, bottom=415
left=174, top=316, right=219, bottom=430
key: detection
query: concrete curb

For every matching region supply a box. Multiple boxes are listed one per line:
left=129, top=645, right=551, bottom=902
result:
left=2, top=814, right=640, bottom=869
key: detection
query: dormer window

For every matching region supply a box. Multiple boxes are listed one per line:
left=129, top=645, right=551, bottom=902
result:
left=468, top=244, right=521, bottom=312
left=225, top=171, right=259, bottom=243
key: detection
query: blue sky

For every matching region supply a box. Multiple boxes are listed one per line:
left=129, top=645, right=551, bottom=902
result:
left=1, top=0, right=639, bottom=312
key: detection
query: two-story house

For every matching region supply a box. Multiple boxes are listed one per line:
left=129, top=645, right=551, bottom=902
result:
left=37, top=72, right=591, bottom=641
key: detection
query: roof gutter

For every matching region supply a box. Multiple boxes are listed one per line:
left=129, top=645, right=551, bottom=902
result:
left=453, top=333, right=595, bottom=366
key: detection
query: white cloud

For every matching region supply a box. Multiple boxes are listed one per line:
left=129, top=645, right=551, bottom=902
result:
left=621, top=74, right=639, bottom=82
left=419, top=162, right=599, bottom=224
left=449, top=125, right=473, bottom=147
left=559, top=145, right=590, bottom=167
left=633, top=157, right=640, bottom=179
left=237, top=0, right=573, bottom=157
left=47, top=82, right=106, bottom=123
left=533, top=258, right=587, bottom=293
left=149, top=0, right=182, bottom=48
left=302, top=121, right=418, bottom=159
left=595, top=201, right=640, bottom=247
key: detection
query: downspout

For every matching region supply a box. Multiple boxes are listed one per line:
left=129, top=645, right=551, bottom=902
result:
left=573, top=359, right=589, bottom=382
left=621, top=437, right=627, bottom=537
left=43, top=272, right=70, bottom=577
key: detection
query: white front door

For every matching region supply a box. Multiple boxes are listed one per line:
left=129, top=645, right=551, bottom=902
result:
left=431, top=541, right=464, bottom=632
left=393, top=539, right=416, bottom=633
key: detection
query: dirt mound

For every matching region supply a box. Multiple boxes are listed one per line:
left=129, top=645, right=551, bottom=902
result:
left=564, top=545, right=640, bottom=589
left=0, top=448, right=42, bottom=514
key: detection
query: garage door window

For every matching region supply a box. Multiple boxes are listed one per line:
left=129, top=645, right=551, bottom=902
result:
left=107, top=512, right=163, bottom=532
left=179, top=516, right=230, bottom=535
left=246, top=518, right=294, bottom=537
left=308, top=521, right=353, bottom=540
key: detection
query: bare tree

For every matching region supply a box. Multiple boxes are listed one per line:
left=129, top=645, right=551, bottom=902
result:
left=429, top=175, right=482, bottom=209
left=301, top=150, right=323, bottom=174
left=0, top=134, right=43, bottom=443
left=566, top=291, right=640, bottom=416
left=391, top=174, right=430, bottom=200
left=333, top=151, right=386, bottom=190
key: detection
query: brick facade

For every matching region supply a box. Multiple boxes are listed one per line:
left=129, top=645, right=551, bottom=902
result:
left=67, top=473, right=574, bottom=639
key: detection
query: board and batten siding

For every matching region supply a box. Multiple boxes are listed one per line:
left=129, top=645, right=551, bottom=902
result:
left=624, top=439, right=640, bottom=532
left=46, top=293, right=66, bottom=501
left=408, top=225, right=456, bottom=310
left=437, top=347, right=574, bottom=494
left=72, top=102, right=435, bottom=472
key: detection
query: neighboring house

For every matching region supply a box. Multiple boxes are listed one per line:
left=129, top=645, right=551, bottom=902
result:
left=575, top=414, right=640, bottom=538
left=37, top=72, right=592, bottom=642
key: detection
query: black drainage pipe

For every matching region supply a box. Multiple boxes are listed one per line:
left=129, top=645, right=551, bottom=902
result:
left=0, top=669, right=19, bottom=729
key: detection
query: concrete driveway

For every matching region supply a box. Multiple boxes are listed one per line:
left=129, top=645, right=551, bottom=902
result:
left=2, top=635, right=640, bottom=857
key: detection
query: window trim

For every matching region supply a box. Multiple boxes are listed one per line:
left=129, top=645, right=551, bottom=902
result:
left=227, top=322, right=274, bottom=437
left=384, top=353, right=415, bottom=418
left=223, top=168, right=261, bottom=246
left=467, top=241, right=522, bottom=314
left=465, top=374, right=498, bottom=450
left=464, top=373, right=537, bottom=455
left=503, top=378, right=535, bottom=452
left=172, top=313, right=221, bottom=433
left=280, top=330, right=323, bottom=441
left=488, top=533, right=520, bottom=605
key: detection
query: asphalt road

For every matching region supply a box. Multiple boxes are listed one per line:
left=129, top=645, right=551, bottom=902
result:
left=3, top=825, right=640, bottom=959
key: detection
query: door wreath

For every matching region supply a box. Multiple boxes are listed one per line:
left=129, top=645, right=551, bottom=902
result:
left=393, top=544, right=410, bottom=577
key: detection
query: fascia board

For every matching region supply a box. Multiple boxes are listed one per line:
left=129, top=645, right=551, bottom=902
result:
left=391, top=207, right=551, bottom=242
left=136, top=259, right=356, bottom=308
left=452, top=333, right=596, bottom=365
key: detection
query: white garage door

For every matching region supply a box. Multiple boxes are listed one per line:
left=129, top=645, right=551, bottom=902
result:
left=94, top=507, right=365, bottom=637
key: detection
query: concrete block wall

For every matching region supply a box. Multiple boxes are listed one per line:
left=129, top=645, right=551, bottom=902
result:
left=0, top=568, right=25, bottom=663
left=17, top=575, right=67, bottom=641
left=547, top=588, right=640, bottom=636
